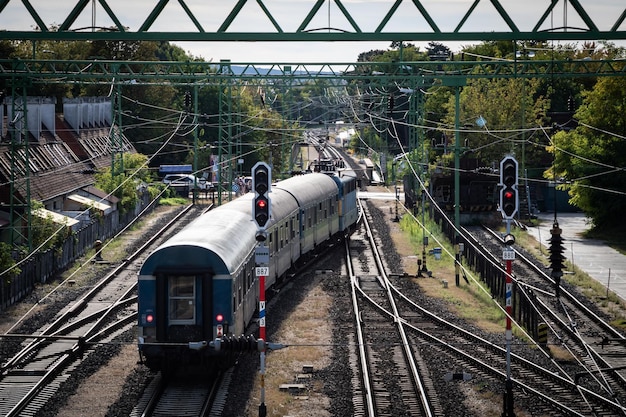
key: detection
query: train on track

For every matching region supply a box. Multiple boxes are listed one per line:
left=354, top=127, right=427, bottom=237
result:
left=137, top=171, right=358, bottom=371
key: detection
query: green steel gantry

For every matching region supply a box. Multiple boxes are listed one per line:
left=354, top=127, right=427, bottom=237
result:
left=1, top=0, right=626, bottom=249
left=0, top=0, right=624, bottom=43
left=3, top=56, right=626, bottom=248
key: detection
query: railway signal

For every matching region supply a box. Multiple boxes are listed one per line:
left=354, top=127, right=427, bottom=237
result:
left=499, top=156, right=518, bottom=219
left=252, top=162, right=272, bottom=230
left=498, top=156, right=518, bottom=416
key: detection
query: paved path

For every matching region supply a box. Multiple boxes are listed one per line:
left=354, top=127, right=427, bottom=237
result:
left=525, top=212, right=626, bottom=301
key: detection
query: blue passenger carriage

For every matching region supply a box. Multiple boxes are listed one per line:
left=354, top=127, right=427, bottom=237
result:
left=273, top=174, right=340, bottom=254
left=136, top=172, right=358, bottom=371
left=332, top=169, right=359, bottom=233
left=137, top=195, right=260, bottom=369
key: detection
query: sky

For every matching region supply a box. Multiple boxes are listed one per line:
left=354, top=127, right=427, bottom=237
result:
left=1, top=1, right=625, bottom=63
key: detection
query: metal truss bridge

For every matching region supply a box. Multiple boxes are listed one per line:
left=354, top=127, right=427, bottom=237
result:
left=1, top=0, right=626, bottom=250
left=0, top=0, right=624, bottom=43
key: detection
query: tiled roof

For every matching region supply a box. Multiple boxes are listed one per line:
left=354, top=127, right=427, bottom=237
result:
left=0, top=118, right=135, bottom=204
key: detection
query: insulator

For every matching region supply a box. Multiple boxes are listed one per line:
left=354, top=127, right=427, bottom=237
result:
left=223, top=336, right=233, bottom=351
left=247, top=335, right=258, bottom=352
left=548, top=222, right=566, bottom=278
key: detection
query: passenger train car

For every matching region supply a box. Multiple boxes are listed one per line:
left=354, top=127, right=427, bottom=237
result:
left=137, top=172, right=358, bottom=370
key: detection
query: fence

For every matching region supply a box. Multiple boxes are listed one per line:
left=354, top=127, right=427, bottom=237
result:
left=0, top=193, right=156, bottom=311
left=433, top=209, right=540, bottom=341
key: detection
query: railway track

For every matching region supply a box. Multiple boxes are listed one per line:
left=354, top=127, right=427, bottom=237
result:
left=348, top=198, right=626, bottom=415
left=466, top=225, right=626, bottom=413
left=346, top=199, right=438, bottom=417
left=131, top=369, right=223, bottom=417
left=0, top=204, right=205, bottom=417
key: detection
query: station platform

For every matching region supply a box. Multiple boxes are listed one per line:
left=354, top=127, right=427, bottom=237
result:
left=525, top=212, right=626, bottom=301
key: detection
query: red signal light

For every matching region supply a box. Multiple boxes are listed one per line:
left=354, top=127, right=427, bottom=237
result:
left=504, top=190, right=513, bottom=199
left=216, top=313, right=224, bottom=322
left=257, top=199, right=267, bottom=209
left=146, top=314, right=154, bottom=323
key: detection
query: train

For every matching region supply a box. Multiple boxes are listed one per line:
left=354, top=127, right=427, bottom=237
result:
left=137, top=171, right=359, bottom=371
left=403, top=159, right=500, bottom=225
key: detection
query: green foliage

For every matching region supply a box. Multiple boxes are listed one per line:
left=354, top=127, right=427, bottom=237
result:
left=31, top=201, right=69, bottom=252
left=349, top=125, right=383, bottom=155
left=158, top=197, right=190, bottom=206
left=95, top=153, right=151, bottom=214
left=0, top=40, right=18, bottom=59
left=399, top=210, right=447, bottom=254
left=461, top=40, right=516, bottom=59
left=440, top=77, right=550, bottom=167
left=154, top=41, right=191, bottom=61
left=0, top=242, right=20, bottom=280
left=547, top=77, right=626, bottom=232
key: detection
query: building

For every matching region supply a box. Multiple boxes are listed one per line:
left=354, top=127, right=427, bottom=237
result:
left=0, top=96, right=135, bottom=246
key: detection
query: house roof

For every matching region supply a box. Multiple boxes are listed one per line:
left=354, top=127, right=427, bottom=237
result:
left=67, top=194, right=112, bottom=214
left=33, top=207, right=80, bottom=229
left=0, top=115, right=135, bottom=205
left=84, top=186, right=120, bottom=204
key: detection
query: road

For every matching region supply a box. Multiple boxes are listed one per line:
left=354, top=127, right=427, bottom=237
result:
left=525, top=212, right=626, bottom=301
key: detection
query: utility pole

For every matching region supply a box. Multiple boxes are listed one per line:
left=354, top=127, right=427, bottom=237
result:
left=442, top=77, right=466, bottom=285
left=252, top=162, right=271, bottom=417
left=499, top=156, right=519, bottom=417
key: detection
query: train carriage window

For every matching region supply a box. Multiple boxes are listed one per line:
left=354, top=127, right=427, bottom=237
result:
left=274, top=229, right=279, bottom=251
left=291, top=218, right=295, bottom=239
left=168, top=276, right=195, bottom=323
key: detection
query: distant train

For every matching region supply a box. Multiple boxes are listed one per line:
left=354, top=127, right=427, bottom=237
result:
left=404, top=165, right=499, bottom=213
left=137, top=171, right=359, bottom=371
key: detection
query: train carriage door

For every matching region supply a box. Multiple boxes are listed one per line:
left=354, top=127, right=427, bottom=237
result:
left=169, top=275, right=196, bottom=325
left=156, top=272, right=208, bottom=342
left=200, top=273, right=213, bottom=340
left=155, top=273, right=167, bottom=340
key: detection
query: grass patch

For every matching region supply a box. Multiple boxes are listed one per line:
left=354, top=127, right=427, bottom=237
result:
left=158, top=196, right=189, bottom=206
left=398, top=212, right=513, bottom=335
left=417, top=275, right=505, bottom=334
left=549, top=345, right=578, bottom=363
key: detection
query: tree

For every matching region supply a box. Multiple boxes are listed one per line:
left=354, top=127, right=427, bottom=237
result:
left=547, top=77, right=626, bottom=232
left=0, top=242, right=19, bottom=281
left=426, top=41, right=451, bottom=60
left=439, top=77, right=550, bottom=168
left=95, top=153, right=152, bottom=214
left=31, top=201, right=70, bottom=253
